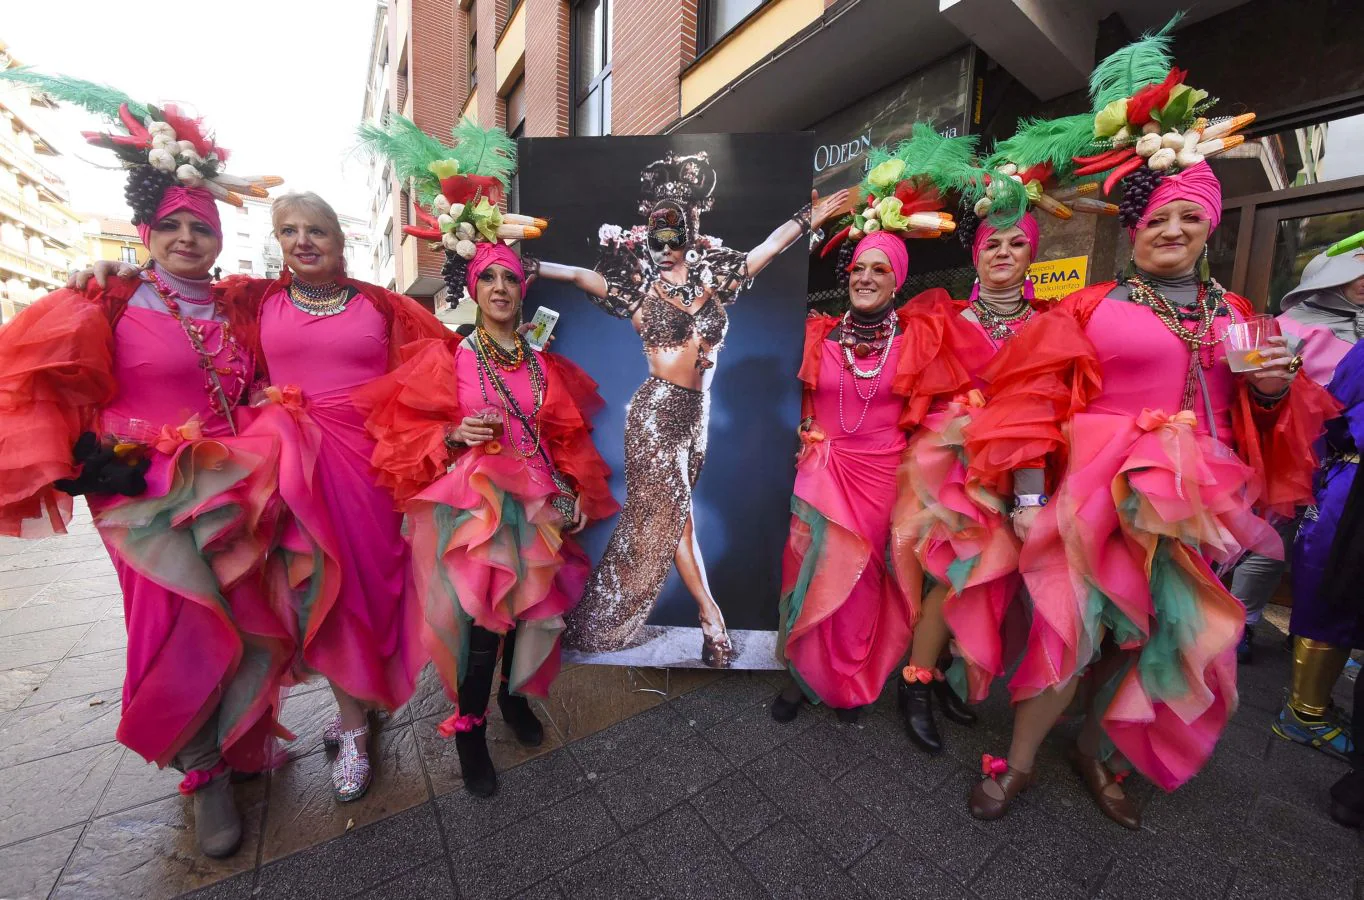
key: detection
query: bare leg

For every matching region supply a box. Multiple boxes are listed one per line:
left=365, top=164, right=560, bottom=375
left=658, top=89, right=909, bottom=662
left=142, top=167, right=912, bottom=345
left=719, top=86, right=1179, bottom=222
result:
left=330, top=682, right=369, bottom=755
left=977, top=677, right=1081, bottom=802
left=908, top=583, right=950, bottom=669
left=674, top=511, right=727, bottom=639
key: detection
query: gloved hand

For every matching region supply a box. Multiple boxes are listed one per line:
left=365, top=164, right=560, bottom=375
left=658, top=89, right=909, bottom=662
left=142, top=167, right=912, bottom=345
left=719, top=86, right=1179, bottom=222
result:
left=54, top=432, right=150, bottom=497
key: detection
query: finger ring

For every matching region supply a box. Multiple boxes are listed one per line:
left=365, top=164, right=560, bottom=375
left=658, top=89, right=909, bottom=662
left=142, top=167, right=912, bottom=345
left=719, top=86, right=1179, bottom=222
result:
left=1287, top=355, right=1303, bottom=374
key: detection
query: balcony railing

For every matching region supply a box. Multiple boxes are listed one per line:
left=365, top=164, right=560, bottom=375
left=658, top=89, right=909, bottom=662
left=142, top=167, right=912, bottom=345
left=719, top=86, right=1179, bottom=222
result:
left=0, top=131, right=68, bottom=202
left=0, top=243, right=66, bottom=288
left=0, top=189, right=77, bottom=247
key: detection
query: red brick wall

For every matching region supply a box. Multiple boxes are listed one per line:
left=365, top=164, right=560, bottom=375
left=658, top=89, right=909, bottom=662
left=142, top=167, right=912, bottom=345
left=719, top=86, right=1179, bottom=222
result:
left=525, top=0, right=570, bottom=137
left=474, top=0, right=505, bottom=129
left=612, top=0, right=696, bottom=135
left=409, top=0, right=462, bottom=281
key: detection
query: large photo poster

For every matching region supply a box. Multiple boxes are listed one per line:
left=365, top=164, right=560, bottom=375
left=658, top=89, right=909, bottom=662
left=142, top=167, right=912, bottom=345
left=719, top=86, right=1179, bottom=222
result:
left=518, top=132, right=816, bottom=670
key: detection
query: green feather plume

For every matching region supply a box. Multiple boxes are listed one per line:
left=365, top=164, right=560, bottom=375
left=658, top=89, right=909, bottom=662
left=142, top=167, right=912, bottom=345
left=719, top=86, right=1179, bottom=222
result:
left=986, top=114, right=1099, bottom=178
left=0, top=68, right=149, bottom=122
left=896, top=123, right=982, bottom=195
left=448, top=118, right=516, bottom=190
left=1088, top=13, right=1182, bottom=109
left=357, top=114, right=518, bottom=205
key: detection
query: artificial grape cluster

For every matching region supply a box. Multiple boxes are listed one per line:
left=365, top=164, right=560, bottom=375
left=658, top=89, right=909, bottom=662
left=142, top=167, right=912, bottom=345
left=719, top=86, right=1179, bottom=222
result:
left=124, top=165, right=178, bottom=227
left=441, top=248, right=470, bottom=301
left=834, top=239, right=856, bottom=287
left=956, top=204, right=981, bottom=250
left=1117, top=167, right=1165, bottom=229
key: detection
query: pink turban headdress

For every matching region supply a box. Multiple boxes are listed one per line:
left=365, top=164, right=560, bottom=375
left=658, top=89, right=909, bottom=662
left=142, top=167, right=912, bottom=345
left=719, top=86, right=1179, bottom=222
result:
left=466, top=242, right=526, bottom=297
left=849, top=231, right=909, bottom=291
left=971, top=212, right=1039, bottom=266
left=137, top=186, right=223, bottom=247
left=1132, top=161, right=1223, bottom=237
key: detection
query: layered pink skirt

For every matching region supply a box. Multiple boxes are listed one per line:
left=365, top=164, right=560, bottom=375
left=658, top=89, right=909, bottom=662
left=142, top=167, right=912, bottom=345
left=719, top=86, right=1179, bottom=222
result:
left=1014, top=409, right=1280, bottom=790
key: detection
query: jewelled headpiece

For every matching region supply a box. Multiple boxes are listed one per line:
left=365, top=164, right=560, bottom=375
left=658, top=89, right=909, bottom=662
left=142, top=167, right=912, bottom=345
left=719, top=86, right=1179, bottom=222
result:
left=639, top=152, right=717, bottom=231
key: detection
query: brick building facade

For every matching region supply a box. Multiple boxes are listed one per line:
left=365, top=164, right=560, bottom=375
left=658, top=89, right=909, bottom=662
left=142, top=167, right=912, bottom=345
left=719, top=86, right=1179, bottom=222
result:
left=366, top=0, right=1364, bottom=313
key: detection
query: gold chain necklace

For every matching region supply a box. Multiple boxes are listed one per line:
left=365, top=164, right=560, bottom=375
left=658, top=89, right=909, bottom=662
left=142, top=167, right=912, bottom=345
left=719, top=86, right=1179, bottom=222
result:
left=287, top=280, right=351, bottom=317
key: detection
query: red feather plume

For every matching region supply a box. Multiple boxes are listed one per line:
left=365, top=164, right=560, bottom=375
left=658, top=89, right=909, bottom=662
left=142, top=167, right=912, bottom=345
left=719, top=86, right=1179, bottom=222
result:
left=158, top=104, right=229, bottom=162
left=892, top=180, right=944, bottom=216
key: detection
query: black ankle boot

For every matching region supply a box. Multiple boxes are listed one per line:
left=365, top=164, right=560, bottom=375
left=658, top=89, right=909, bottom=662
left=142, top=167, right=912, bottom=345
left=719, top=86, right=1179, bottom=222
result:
left=897, top=679, right=943, bottom=755
left=456, top=641, right=499, bottom=797
left=497, top=628, right=544, bottom=747
left=932, top=679, right=978, bottom=726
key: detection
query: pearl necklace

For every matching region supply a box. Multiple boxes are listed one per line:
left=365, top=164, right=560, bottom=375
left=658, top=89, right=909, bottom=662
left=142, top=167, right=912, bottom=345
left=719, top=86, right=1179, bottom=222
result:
left=972, top=296, right=1033, bottom=343
left=837, top=317, right=897, bottom=434
left=839, top=311, right=897, bottom=380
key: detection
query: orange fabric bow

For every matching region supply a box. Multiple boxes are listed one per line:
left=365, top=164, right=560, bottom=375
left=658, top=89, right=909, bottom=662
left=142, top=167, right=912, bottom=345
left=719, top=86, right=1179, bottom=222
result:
left=902, top=664, right=939, bottom=684
left=1135, top=408, right=1197, bottom=433
left=981, top=754, right=1009, bottom=778
left=257, top=384, right=308, bottom=413
left=152, top=418, right=205, bottom=454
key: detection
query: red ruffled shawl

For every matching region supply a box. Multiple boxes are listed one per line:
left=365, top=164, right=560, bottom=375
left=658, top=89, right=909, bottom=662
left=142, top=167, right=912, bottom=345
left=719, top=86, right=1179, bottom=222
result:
left=964, top=282, right=1340, bottom=516
left=354, top=337, right=618, bottom=520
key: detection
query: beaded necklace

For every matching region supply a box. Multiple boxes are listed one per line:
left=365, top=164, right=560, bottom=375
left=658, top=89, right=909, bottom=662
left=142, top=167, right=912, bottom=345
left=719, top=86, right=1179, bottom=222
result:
left=287, top=278, right=351, bottom=317
left=1124, top=272, right=1228, bottom=411
left=971, top=295, right=1033, bottom=343
left=836, top=311, right=897, bottom=434
left=472, top=329, right=545, bottom=458
left=145, top=270, right=243, bottom=432
left=476, top=324, right=526, bottom=371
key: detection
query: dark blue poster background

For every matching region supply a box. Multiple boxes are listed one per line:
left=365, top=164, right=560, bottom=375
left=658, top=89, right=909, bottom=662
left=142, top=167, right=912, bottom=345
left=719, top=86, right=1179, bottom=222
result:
left=518, top=132, right=814, bottom=669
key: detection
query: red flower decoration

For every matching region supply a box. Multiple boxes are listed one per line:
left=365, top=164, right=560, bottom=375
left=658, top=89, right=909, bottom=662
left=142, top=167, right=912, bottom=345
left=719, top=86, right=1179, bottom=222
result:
left=1126, top=68, right=1187, bottom=127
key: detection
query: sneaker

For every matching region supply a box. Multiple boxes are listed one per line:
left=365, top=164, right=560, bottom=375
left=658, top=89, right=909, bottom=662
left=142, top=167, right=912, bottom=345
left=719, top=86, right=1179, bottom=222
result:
left=1273, top=704, right=1355, bottom=762
left=1236, top=630, right=1253, bottom=665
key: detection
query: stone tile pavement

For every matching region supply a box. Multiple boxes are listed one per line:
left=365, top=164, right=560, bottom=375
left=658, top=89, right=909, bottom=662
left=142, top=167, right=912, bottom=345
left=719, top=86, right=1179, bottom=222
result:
left=1, top=508, right=1362, bottom=899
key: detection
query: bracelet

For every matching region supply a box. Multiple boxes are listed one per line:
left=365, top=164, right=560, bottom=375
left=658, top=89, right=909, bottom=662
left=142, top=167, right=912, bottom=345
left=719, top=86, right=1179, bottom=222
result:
left=791, top=203, right=813, bottom=236
left=1010, top=494, right=1048, bottom=517
left=443, top=424, right=464, bottom=452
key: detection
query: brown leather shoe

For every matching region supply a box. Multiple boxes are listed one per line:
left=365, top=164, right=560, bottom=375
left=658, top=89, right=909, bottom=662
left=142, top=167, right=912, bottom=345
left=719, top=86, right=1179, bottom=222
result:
left=968, top=763, right=1034, bottom=821
left=1067, top=745, right=1141, bottom=830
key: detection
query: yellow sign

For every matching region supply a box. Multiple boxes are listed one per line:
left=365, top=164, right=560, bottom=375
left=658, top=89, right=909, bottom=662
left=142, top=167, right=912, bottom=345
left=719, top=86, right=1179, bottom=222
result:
left=1027, top=255, right=1089, bottom=301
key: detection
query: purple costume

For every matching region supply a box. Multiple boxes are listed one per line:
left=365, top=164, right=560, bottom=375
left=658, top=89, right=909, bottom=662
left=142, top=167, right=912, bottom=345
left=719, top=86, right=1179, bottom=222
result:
left=1292, top=337, right=1364, bottom=648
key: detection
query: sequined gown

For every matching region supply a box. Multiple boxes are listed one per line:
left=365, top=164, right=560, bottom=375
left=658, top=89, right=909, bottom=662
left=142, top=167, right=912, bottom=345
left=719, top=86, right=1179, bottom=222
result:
left=564, top=245, right=748, bottom=652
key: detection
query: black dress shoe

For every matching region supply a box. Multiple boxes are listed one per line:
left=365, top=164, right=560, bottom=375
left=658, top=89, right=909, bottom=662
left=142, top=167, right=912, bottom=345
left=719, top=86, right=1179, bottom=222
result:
left=932, top=679, right=978, bottom=726
left=771, top=691, right=804, bottom=724
left=835, top=705, right=864, bottom=724
left=1330, top=769, right=1364, bottom=829
left=897, top=679, right=943, bottom=754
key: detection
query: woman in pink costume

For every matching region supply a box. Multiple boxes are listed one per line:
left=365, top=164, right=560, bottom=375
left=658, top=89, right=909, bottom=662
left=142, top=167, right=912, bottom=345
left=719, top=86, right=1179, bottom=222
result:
left=0, top=75, right=290, bottom=859
left=365, top=244, right=615, bottom=797
left=890, top=213, right=1047, bottom=753
left=962, top=157, right=1337, bottom=828
left=243, top=192, right=448, bottom=803
left=771, top=137, right=973, bottom=722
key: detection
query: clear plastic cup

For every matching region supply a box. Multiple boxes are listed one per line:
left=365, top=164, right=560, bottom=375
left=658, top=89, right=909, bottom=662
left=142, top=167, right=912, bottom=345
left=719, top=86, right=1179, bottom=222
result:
left=1223, top=315, right=1280, bottom=373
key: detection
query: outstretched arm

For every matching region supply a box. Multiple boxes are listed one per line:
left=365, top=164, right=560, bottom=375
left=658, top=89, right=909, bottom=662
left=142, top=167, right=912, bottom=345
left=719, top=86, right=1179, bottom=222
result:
left=745, top=189, right=849, bottom=278
left=532, top=259, right=609, bottom=299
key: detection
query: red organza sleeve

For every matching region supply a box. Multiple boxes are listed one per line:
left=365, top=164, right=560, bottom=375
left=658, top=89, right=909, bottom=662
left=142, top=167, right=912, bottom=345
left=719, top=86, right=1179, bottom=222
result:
left=0, top=291, right=117, bottom=536
left=1224, top=293, right=1343, bottom=518
left=890, top=290, right=974, bottom=429
left=797, top=315, right=837, bottom=391
left=353, top=337, right=461, bottom=506
left=963, top=296, right=1104, bottom=493
left=541, top=353, right=619, bottom=521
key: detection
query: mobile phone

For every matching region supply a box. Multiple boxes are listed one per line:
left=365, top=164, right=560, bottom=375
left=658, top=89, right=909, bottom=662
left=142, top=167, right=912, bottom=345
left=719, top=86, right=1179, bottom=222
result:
left=526, top=306, right=560, bottom=351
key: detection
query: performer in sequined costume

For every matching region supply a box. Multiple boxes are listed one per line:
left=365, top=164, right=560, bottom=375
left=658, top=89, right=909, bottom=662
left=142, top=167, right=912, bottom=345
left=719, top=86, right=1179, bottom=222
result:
left=532, top=153, right=847, bottom=666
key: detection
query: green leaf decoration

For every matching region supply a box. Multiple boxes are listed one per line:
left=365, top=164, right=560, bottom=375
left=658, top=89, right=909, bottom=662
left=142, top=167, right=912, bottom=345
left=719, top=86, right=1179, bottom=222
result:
left=448, top=118, right=517, bottom=190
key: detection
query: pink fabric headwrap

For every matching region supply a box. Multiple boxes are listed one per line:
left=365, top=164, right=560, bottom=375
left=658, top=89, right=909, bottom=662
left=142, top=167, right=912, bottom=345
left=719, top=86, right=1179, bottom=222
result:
left=1133, top=160, right=1223, bottom=237
left=137, top=186, right=222, bottom=247
left=972, top=213, right=1039, bottom=266
left=465, top=241, right=525, bottom=297
left=851, top=232, right=909, bottom=291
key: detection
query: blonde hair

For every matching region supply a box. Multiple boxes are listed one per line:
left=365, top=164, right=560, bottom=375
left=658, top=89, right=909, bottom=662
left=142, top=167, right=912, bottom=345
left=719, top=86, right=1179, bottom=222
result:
left=271, top=191, right=346, bottom=245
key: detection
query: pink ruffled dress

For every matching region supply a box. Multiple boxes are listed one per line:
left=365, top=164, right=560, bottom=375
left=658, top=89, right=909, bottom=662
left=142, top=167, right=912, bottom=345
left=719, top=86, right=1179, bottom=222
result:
left=779, top=331, right=914, bottom=709
left=965, top=284, right=1339, bottom=790
left=250, top=290, right=422, bottom=711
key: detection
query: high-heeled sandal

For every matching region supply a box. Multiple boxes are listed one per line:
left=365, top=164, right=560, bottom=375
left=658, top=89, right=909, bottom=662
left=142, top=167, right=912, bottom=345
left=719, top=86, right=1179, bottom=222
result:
left=331, top=726, right=372, bottom=803
left=1067, top=745, right=1140, bottom=830
left=701, top=631, right=735, bottom=669
left=322, top=713, right=342, bottom=752
left=968, top=754, right=1034, bottom=820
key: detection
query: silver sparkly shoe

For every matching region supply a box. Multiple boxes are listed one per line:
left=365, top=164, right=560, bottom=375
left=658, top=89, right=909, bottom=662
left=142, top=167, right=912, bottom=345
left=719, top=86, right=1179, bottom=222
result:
left=331, top=726, right=372, bottom=803
left=322, top=713, right=342, bottom=752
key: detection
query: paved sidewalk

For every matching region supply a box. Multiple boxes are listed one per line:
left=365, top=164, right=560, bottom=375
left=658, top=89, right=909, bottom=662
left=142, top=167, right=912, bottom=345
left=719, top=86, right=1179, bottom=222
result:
left=1, top=511, right=1362, bottom=899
